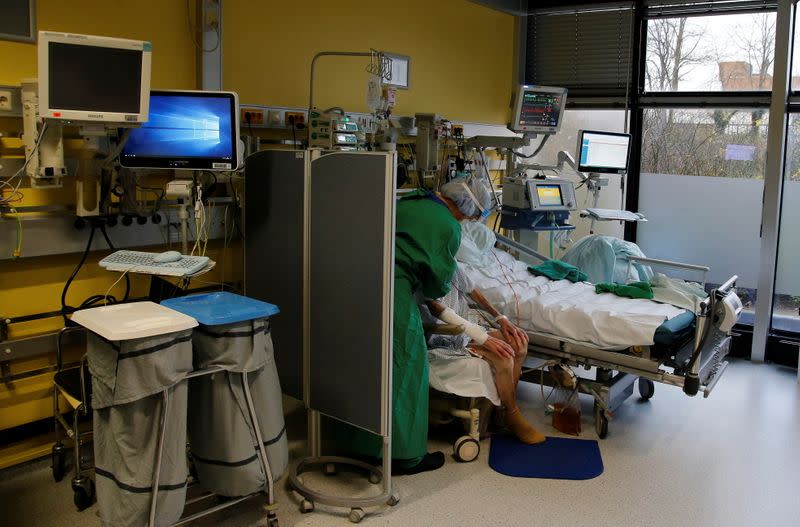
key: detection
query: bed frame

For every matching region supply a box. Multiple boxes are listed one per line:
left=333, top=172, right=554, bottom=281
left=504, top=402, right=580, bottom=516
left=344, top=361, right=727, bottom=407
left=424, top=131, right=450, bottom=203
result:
left=494, top=234, right=736, bottom=438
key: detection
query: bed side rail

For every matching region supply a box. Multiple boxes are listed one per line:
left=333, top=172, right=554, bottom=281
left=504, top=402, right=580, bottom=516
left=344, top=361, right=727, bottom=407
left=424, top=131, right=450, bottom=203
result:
left=625, top=255, right=710, bottom=287
left=495, top=233, right=548, bottom=263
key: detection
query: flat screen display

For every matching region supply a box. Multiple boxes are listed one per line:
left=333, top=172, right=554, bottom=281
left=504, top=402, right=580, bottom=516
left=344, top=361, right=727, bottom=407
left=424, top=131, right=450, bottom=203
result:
left=518, top=90, right=562, bottom=130
left=48, top=42, right=143, bottom=114
left=536, top=184, right=563, bottom=206
left=578, top=131, right=631, bottom=174
left=121, top=91, right=239, bottom=170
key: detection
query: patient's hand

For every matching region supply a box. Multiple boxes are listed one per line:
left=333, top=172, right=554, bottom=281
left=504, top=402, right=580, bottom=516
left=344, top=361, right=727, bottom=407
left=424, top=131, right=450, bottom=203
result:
left=499, top=318, right=529, bottom=349
left=481, top=336, right=515, bottom=360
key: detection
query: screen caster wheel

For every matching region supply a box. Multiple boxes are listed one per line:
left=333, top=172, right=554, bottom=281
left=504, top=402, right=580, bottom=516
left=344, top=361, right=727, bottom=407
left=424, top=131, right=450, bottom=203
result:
left=52, top=444, right=66, bottom=482
left=323, top=462, right=337, bottom=476
left=387, top=493, right=400, bottom=507
left=368, top=471, right=381, bottom=484
left=638, top=378, right=655, bottom=400
left=349, top=507, right=366, bottom=523
left=454, top=436, right=480, bottom=462
left=72, top=477, right=95, bottom=511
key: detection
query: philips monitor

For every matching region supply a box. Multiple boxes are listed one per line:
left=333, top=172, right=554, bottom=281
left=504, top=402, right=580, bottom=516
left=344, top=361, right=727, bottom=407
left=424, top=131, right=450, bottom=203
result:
left=38, top=31, right=152, bottom=124
left=577, top=130, right=631, bottom=174
left=120, top=90, right=242, bottom=171
left=510, top=84, right=567, bottom=134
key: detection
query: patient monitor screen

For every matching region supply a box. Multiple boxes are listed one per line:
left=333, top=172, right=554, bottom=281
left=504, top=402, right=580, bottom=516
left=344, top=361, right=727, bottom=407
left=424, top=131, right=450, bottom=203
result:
left=536, top=185, right=563, bottom=206
left=578, top=131, right=631, bottom=174
left=49, top=42, right=143, bottom=114
left=511, top=85, right=566, bottom=134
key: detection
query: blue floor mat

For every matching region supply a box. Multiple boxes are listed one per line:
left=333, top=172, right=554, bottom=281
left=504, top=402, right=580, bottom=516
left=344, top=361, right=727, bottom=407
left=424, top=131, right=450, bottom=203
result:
left=489, top=434, right=604, bottom=480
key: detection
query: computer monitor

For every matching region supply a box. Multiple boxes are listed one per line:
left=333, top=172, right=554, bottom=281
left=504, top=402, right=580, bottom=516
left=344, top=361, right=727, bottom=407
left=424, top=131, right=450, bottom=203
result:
left=509, top=84, right=567, bottom=134
left=38, top=31, right=152, bottom=124
left=577, top=130, right=631, bottom=174
left=120, top=90, right=241, bottom=171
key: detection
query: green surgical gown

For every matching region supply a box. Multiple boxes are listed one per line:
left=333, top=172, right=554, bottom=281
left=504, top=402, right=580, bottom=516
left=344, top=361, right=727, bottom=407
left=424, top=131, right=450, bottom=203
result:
left=339, top=190, right=461, bottom=465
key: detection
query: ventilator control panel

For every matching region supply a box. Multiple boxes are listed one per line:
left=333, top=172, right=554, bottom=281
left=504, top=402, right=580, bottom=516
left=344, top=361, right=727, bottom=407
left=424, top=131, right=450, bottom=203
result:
left=502, top=176, right=576, bottom=212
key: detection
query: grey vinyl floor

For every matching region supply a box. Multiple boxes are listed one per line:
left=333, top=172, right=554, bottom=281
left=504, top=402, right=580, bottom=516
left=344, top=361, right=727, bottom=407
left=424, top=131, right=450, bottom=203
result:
left=1, top=359, right=798, bottom=527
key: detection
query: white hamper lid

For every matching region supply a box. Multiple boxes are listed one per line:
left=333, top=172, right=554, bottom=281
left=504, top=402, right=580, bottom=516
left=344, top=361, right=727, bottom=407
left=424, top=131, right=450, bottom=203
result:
left=71, top=301, right=198, bottom=341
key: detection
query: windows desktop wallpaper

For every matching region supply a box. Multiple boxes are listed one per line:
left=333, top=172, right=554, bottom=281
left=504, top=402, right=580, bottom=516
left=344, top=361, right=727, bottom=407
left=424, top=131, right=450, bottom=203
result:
left=124, top=95, right=234, bottom=159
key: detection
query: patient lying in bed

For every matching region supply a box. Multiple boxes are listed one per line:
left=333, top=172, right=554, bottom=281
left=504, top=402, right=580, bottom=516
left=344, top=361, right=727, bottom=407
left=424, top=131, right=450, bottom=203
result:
left=421, top=267, right=545, bottom=445
left=456, top=222, right=691, bottom=350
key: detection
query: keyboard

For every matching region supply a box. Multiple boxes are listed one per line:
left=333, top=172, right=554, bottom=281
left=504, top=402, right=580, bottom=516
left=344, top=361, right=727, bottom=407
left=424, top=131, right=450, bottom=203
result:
left=99, top=250, right=211, bottom=277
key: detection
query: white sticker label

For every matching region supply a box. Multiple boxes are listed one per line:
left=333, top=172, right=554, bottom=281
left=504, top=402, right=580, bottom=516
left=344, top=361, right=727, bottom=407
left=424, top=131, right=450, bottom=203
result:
left=295, top=152, right=304, bottom=159
left=212, top=163, right=232, bottom=169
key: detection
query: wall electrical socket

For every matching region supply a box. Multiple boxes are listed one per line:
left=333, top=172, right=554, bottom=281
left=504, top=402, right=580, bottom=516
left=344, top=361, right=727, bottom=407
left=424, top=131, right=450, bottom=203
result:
left=237, top=105, right=308, bottom=129
left=0, top=90, right=12, bottom=111
left=202, top=0, right=220, bottom=31
left=285, top=111, right=305, bottom=126
left=241, top=107, right=265, bottom=126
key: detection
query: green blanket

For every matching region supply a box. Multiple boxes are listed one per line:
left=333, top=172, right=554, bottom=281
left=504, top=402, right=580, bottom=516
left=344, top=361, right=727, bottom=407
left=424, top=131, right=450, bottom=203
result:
left=595, top=281, right=654, bottom=299
left=528, top=260, right=589, bottom=283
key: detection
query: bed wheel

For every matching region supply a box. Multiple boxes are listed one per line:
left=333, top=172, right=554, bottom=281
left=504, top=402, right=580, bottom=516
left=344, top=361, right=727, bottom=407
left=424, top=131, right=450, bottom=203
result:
left=454, top=435, right=480, bottom=462
left=594, top=403, right=609, bottom=439
left=638, top=378, right=655, bottom=400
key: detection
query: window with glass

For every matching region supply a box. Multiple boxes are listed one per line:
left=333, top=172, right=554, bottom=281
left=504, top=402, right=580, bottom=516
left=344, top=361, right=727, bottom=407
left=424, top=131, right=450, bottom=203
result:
left=772, top=114, right=800, bottom=332
left=637, top=108, right=766, bottom=310
left=645, top=12, right=776, bottom=92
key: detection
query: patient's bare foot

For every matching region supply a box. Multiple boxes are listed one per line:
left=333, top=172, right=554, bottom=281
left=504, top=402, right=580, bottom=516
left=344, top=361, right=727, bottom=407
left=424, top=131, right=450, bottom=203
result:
left=506, top=408, right=546, bottom=444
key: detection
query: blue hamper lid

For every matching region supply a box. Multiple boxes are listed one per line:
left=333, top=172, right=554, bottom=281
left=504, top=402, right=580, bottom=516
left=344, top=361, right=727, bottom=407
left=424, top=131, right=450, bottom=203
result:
left=161, top=291, right=279, bottom=326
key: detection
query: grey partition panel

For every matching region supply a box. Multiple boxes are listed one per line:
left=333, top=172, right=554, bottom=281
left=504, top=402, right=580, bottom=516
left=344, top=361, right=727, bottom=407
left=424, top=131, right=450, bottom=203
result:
left=308, top=152, right=394, bottom=435
left=244, top=150, right=306, bottom=400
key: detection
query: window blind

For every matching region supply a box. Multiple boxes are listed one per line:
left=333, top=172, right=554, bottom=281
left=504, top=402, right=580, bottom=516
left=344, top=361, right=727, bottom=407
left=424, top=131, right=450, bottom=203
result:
left=525, top=7, right=634, bottom=99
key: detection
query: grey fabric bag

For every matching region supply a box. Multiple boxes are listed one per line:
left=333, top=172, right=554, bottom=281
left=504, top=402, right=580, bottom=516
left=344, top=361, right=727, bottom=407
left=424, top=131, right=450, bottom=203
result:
left=188, top=320, right=288, bottom=497
left=88, top=331, right=193, bottom=527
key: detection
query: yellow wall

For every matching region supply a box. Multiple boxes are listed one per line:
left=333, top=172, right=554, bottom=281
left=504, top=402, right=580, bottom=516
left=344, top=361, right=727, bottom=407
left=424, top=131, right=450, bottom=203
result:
left=223, top=0, right=515, bottom=124
left=0, top=0, right=197, bottom=89
left=0, top=0, right=199, bottom=443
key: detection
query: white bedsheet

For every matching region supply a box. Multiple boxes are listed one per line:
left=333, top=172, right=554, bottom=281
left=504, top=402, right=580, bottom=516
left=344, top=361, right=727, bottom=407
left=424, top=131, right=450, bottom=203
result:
left=428, top=357, right=500, bottom=405
left=459, top=248, right=687, bottom=349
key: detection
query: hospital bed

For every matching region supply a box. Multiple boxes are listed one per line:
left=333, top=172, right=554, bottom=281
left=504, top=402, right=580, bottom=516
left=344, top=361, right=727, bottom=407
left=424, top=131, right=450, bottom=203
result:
left=431, top=233, right=739, bottom=441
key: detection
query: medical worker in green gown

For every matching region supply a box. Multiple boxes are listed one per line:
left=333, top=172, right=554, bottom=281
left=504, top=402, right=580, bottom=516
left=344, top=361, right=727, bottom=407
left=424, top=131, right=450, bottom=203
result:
left=341, top=174, right=494, bottom=475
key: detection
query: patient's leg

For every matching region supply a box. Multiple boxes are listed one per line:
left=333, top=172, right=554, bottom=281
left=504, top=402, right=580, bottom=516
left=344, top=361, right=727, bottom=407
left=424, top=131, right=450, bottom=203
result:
left=487, top=330, right=527, bottom=390
left=470, top=345, right=545, bottom=445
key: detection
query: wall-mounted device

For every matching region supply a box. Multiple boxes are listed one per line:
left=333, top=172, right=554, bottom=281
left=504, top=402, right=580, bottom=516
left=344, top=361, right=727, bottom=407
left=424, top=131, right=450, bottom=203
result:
left=120, top=90, right=242, bottom=171
left=21, top=79, right=66, bottom=187
left=509, top=84, right=567, bottom=135
left=37, top=31, right=152, bottom=124
left=577, top=130, right=631, bottom=174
